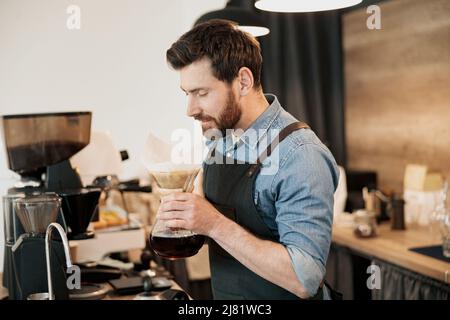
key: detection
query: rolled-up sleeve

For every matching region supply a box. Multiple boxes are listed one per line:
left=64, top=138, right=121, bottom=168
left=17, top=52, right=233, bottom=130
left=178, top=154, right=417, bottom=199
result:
left=272, top=142, right=339, bottom=297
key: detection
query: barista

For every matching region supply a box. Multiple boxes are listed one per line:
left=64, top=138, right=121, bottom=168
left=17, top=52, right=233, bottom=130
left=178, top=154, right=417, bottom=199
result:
left=158, top=20, right=339, bottom=300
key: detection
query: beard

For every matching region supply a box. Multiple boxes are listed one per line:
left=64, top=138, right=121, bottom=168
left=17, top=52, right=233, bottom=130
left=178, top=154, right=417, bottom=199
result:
left=196, top=90, right=242, bottom=136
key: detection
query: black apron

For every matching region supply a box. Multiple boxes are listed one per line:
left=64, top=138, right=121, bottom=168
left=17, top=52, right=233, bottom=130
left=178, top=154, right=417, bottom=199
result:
left=203, top=122, right=324, bottom=300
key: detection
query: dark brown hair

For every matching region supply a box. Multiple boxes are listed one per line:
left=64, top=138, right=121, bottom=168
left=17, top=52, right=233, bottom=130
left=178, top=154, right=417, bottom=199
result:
left=166, top=19, right=263, bottom=88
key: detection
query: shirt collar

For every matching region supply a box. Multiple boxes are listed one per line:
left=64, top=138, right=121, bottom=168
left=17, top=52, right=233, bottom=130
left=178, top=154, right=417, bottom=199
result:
left=225, top=94, right=281, bottom=152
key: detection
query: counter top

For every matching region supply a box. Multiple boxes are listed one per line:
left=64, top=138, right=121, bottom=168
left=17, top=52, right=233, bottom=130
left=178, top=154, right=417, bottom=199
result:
left=0, top=275, right=7, bottom=300
left=103, top=280, right=187, bottom=300
left=0, top=272, right=186, bottom=300
left=332, top=222, right=450, bottom=284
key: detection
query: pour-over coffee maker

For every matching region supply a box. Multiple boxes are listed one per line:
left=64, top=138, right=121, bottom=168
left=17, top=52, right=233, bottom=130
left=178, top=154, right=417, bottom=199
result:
left=59, top=188, right=101, bottom=240
left=1, top=112, right=101, bottom=299
left=149, top=165, right=204, bottom=259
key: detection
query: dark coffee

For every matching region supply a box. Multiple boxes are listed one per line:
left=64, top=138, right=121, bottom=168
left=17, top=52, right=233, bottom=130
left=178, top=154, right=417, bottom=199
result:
left=150, top=234, right=205, bottom=259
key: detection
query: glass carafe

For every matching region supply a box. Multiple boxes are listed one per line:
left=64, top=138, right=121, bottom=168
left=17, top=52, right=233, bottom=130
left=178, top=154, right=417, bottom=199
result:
left=149, top=167, right=204, bottom=259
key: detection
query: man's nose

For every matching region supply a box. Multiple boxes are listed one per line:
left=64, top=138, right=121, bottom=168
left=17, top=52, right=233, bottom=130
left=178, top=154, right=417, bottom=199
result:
left=186, top=97, right=201, bottom=118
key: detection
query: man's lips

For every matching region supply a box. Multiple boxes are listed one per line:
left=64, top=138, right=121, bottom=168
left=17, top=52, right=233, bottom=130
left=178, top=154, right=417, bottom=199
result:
left=194, top=116, right=214, bottom=122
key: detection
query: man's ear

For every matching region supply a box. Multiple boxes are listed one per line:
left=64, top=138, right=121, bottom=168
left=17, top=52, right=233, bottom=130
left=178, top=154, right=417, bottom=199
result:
left=237, top=67, right=254, bottom=96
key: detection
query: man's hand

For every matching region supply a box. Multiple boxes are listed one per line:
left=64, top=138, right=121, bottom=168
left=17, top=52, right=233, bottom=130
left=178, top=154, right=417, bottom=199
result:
left=157, top=192, right=224, bottom=237
left=158, top=192, right=310, bottom=298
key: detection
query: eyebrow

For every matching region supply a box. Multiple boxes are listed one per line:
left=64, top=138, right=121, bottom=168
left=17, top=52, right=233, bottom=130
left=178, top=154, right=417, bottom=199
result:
left=180, top=86, right=208, bottom=94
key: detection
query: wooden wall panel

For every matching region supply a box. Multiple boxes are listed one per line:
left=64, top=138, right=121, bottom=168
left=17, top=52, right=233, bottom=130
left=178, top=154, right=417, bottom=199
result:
left=344, top=0, right=450, bottom=192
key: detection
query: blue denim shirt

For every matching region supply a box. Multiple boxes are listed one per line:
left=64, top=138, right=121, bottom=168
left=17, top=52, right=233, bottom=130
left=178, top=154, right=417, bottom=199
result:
left=208, top=94, right=339, bottom=297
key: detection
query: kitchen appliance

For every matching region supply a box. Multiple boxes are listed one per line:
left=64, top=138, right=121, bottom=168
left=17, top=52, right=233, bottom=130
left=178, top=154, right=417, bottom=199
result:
left=1, top=113, right=101, bottom=225
left=67, top=130, right=148, bottom=265
left=1, top=112, right=102, bottom=299
left=1, top=112, right=91, bottom=192
left=27, top=222, right=74, bottom=300
left=5, top=194, right=70, bottom=299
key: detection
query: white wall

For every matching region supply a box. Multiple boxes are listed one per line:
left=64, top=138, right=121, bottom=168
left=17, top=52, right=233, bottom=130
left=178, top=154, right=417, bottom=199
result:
left=0, top=0, right=225, bottom=272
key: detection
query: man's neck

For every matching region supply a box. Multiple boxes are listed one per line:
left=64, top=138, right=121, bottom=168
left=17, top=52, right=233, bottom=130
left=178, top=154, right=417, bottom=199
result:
left=234, top=90, right=269, bottom=132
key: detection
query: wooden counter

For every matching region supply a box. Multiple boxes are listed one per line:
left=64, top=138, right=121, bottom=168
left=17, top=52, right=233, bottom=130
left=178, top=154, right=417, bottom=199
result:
left=0, top=274, right=7, bottom=300
left=332, top=222, right=450, bottom=284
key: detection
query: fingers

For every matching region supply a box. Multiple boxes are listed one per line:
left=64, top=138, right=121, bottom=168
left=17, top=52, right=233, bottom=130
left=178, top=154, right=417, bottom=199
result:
left=157, top=211, right=185, bottom=221
left=162, top=192, right=192, bottom=203
left=159, top=200, right=189, bottom=212
left=157, top=211, right=190, bottom=229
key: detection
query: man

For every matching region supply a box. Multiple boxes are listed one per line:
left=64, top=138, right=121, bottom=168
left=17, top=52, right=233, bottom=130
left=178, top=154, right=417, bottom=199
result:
left=159, top=19, right=339, bottom=300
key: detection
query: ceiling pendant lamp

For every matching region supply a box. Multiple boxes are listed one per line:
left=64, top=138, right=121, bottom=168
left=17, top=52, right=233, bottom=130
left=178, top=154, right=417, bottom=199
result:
left=255, top=0, right=363, bottom=13
left=195, top=0, right=270, bottom=37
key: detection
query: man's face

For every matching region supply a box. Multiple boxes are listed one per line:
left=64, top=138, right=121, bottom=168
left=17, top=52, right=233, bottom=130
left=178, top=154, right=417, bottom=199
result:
left=180, top=58, right=241, bottom=135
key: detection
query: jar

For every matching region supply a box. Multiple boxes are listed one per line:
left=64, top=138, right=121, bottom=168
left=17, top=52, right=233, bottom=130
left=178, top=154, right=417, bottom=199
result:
left=353, top=209, right=378, bottom=238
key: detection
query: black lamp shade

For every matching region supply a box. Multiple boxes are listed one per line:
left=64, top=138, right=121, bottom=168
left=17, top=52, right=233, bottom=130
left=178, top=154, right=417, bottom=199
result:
left=195, top=1, right=270, bottom=37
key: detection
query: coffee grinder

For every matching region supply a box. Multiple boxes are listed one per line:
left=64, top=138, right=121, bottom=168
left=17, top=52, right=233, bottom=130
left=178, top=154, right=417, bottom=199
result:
left=1, top=112, right=101, bottom=299
left=6, top=193, right=70, bottom=299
